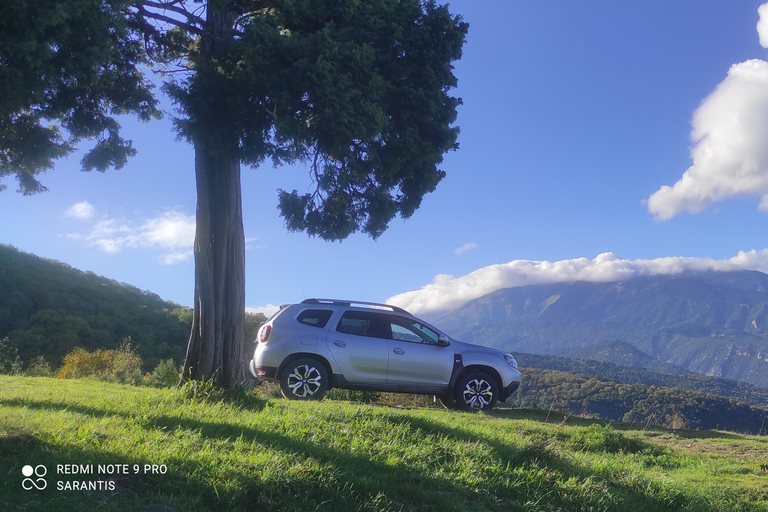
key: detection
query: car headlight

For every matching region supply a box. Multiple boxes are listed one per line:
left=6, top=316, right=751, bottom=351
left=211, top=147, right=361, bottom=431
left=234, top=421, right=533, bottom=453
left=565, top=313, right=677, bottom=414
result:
left=503, top=354, right=518, bottom=369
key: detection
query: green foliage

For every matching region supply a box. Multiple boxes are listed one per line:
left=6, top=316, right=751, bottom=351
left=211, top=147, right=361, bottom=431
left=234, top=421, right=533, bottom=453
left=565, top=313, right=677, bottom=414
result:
left=508, top=367, right=768, bottom=434
left=0, top=337, right=22, bottom=375
left=24, top=355, right=52, bottom=377
left=163, top=0, right=468, bottom=240
left=0, top=0, right=159, bottom=194
left=108, top=338, right=144, bottom=385
left=0, top=244, right=192, bottom=370
left=518, top=352, right=768, bottom=408
left=143, top=358, right=181, bottom=388
left=244, top=311, right=267, bottom=343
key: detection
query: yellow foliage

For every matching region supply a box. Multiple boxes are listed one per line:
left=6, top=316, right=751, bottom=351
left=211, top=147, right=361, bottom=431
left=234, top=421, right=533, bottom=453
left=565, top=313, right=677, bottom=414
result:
left=56, top=339, right=143, bottom=385
left=57, top=348, right=114, bottom=379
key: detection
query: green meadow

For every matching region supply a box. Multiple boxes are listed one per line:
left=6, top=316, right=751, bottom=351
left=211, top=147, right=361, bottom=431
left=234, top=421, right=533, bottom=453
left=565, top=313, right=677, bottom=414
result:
left=1, top=376, right=767, bottom=511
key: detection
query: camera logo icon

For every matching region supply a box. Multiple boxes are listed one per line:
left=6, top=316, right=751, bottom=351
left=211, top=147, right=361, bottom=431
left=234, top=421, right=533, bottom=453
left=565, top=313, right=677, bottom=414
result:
left=21, top=465, right=47, bottom=490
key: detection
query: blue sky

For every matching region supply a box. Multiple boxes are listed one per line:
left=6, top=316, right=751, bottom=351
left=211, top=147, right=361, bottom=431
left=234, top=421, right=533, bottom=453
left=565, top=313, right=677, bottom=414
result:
left=3, top=1, right=768, bottom=320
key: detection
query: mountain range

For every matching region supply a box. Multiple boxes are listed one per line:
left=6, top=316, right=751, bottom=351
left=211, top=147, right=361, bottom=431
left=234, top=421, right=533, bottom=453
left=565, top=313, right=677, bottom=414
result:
left=435, top=270, right=768, bottom=389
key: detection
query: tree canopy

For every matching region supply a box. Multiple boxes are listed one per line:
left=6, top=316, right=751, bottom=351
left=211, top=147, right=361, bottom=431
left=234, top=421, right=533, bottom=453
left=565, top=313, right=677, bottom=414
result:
left=0, top=0, right=159, bottom=193
left=1, top=0, right=469, bottom=387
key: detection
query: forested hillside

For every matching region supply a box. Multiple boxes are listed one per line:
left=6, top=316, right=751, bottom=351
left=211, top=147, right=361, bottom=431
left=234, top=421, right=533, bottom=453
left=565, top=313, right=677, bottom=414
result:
left=0, top=244, right=193, bottom=370
left=517, top=352, right=768, bottom=408
left=507, top=367, right=768, bottom=434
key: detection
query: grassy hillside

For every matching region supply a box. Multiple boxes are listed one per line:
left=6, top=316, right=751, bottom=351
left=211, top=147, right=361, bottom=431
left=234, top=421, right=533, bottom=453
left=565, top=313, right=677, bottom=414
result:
left=2, top=377, right=767, bottom=511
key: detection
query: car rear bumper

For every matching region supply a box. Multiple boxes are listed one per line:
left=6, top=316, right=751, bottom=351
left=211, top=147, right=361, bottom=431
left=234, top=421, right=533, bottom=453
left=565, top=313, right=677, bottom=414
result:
left=249, top=359, right=278, bottom=381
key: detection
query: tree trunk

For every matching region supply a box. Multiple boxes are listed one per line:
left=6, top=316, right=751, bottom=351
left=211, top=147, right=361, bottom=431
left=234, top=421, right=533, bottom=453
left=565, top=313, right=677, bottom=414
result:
left=181, top=139, right=247, bottom=388
left=180, top=0, right=246, bottom=388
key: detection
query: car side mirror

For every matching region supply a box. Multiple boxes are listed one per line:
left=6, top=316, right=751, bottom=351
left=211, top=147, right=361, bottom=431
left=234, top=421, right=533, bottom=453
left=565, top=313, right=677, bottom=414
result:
left=436, top=336, right=451, bottom=347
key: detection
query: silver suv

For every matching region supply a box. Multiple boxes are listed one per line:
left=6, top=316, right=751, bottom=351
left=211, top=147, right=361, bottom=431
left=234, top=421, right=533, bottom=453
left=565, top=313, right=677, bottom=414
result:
left=249, top=299, right=521, bottom=411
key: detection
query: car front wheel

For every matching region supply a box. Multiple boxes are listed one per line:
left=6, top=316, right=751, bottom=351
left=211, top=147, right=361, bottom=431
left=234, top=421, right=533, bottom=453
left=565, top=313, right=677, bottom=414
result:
left=454, top=372, right=498, bottom=411
left=279, top=358, right=329, bottom=400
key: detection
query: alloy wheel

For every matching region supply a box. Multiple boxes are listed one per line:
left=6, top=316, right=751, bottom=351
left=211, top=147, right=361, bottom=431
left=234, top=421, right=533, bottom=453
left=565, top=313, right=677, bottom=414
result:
left=461, top=378, right=494, bottom=409
left=286, top=364, right=323, bottom=398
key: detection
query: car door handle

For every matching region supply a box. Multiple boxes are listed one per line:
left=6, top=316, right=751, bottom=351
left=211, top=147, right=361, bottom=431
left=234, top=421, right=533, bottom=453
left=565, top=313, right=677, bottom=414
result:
left=333, top=341, right=346, bottom=347
left=392, top=348, right=405, bottom=355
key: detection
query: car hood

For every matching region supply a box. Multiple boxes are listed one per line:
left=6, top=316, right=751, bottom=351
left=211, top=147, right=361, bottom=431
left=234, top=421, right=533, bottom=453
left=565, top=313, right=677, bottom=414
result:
left=450, top=338, right=508, bottom=356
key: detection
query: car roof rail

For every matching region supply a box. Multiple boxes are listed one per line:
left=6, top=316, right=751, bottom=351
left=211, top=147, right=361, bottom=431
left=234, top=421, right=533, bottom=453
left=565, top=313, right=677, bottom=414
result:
left=301, top=298, right=410, bottom=315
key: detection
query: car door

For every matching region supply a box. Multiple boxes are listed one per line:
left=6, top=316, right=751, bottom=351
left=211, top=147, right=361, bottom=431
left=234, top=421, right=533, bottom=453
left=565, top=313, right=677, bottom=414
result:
left=385, top=315, right=454, bottom=387
left=327, top=310, right=389, bottom=383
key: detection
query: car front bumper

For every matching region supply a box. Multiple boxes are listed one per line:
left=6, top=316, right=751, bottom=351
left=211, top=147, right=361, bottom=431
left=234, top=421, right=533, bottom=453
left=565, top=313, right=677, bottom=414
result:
left=499, top=380, right=520, bottom=402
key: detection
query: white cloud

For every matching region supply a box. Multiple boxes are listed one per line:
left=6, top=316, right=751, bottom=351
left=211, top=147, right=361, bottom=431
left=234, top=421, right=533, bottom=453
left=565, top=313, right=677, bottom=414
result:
left=647, top=5, right=768, bottom=220
left=65, top=201, right=95, bottom=220
left=246, top=304, right=281, bottom=318
left=758, top=3, right=768, bottom=48
left=68, top=209, right=196, bottom=264
left=387, top=250, right=768, bottom=319
left=454, top=242, right=477, bottom=255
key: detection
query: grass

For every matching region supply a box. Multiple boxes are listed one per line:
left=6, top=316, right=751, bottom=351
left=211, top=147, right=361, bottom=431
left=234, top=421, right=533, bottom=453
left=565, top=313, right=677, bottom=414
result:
left=1, top=376, right=767, bottom=511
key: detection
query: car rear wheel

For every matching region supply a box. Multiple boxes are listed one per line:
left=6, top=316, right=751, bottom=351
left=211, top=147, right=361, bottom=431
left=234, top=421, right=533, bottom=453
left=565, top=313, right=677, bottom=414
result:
left=454, top=372, right=498, bottom=411
left=279, top=358, right=329, bottom=400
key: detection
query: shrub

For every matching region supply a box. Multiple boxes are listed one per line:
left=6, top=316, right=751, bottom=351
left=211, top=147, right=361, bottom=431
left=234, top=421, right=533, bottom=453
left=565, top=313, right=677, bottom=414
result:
left=25, top=356, right=52, bottom=377
left=0, top=337, right=23, bottom=375
left=57, top=348, right=113, bottom=379
left=108, top=339, right=143, bottom=385
left=143, top=358, right=180, bottom=388
left=56, top=338, right=144, bottom=385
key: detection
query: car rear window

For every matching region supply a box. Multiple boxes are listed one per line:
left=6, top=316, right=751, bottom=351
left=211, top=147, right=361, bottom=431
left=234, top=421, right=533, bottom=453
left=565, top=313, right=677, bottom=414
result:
left=336, top=310, right=387, bottom=338
left=297, top=309, right=333, bottom=328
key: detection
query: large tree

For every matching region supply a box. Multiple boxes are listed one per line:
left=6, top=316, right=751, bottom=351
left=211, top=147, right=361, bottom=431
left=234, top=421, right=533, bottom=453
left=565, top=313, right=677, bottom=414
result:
left=0, top=0, right=468, bottom=388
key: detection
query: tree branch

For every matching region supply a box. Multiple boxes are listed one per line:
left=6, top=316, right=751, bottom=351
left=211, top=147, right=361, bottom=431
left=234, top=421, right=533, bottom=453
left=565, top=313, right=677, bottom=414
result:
left=136, top=6, right=204, bottom=36
left=143, top=0, right=205, bottom=26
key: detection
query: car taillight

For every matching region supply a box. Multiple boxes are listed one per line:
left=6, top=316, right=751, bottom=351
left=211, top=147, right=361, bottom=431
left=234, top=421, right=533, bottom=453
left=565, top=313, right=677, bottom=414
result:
left=259, top=325, right=272, bottom=343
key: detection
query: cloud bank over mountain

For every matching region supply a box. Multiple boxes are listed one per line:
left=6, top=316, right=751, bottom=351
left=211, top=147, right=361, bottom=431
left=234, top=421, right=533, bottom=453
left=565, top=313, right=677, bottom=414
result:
left=647, top=3, right=768, bottom=220
left=388, top=250, right=768, bottom=318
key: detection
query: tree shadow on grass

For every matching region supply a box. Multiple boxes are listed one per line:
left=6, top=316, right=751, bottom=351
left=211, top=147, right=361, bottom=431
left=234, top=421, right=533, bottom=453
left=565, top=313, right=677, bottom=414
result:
left=1, top=397, right=723, bottom=512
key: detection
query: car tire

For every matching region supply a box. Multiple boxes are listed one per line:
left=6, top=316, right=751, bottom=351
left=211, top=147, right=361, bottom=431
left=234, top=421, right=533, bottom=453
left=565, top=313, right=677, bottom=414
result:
left=454, top=372, right=498, bottom=411
left=279, top=357, right=329, bottom=400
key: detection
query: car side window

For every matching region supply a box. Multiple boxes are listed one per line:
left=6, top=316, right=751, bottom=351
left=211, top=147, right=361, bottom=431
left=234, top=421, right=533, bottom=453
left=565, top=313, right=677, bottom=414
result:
left=388, top=316, right=440, bottom=344
left=297, top=309, right=333, bottom=328
left=336, top=311, right=388, bottom=338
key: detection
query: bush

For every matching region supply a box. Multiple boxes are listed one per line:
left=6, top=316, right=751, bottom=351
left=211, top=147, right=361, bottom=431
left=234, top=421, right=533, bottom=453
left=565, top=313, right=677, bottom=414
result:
left=56, top=338, right=144, bottom=385
left=143, top=358, right=180, bottom=387
left=57, top=347, right=114, bottom=379
left=25, top=356, right=52, bottom=377
left=0, top=337, right=23, bottom=375
left=108, top=339, right=143, bottom=385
